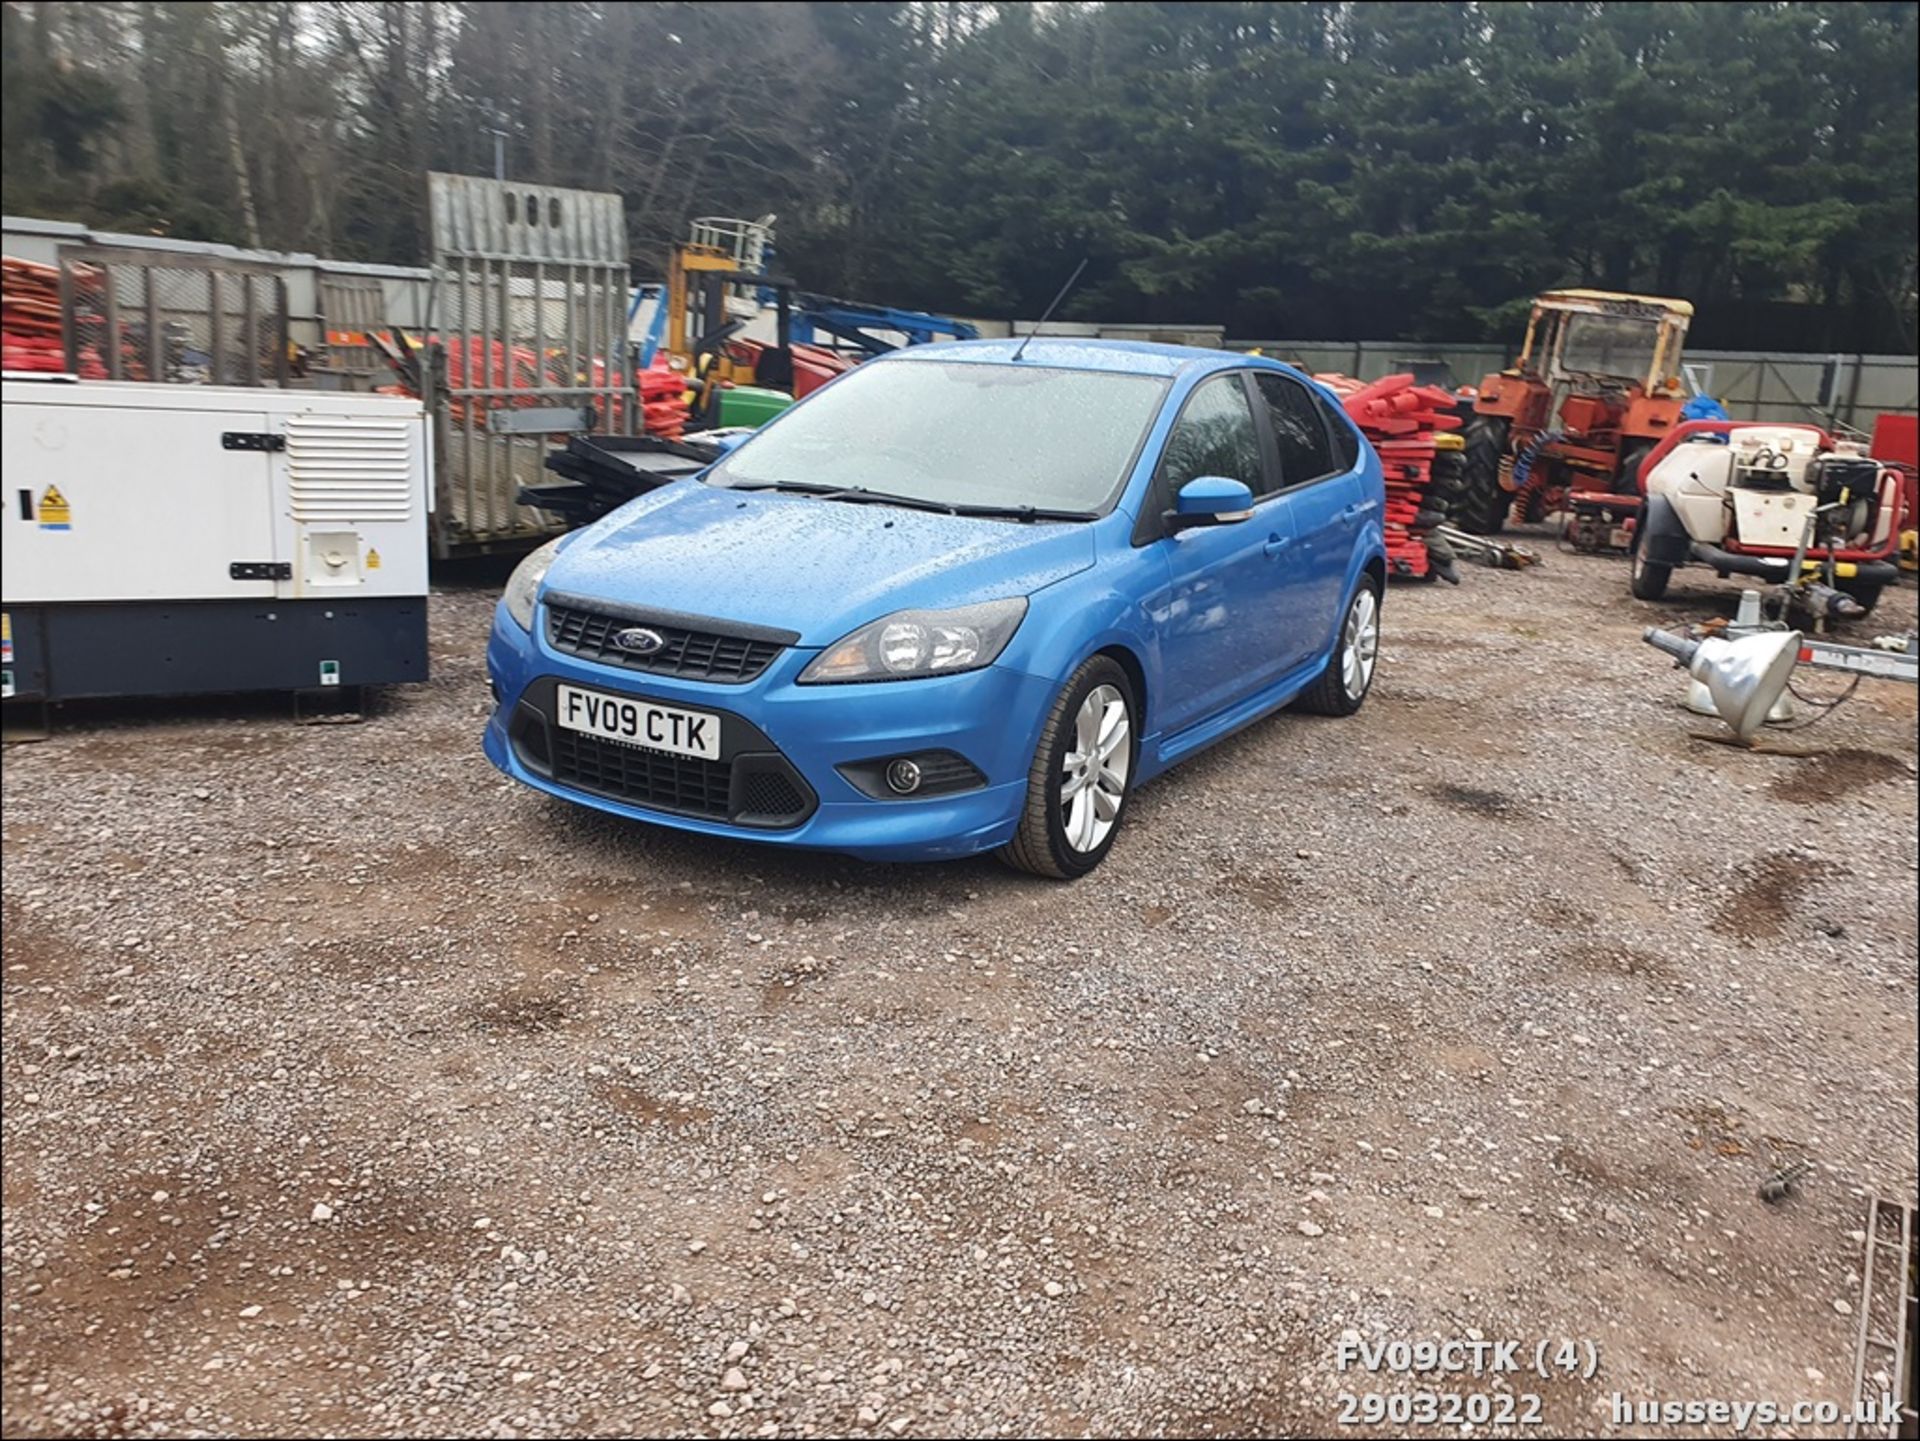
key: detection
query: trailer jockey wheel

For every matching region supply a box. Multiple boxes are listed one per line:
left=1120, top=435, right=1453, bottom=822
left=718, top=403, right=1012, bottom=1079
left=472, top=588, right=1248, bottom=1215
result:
left=1835, top=577, right=1885, bottom=617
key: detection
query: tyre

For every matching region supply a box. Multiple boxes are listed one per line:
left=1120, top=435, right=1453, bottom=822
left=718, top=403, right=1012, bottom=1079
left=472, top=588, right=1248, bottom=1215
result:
left=997, top=656, right=1138, bottom=880
left=1628, top=516, right=1672, bottom=600
left=1837, top=579, right=1884, bottom=617
left=1454, top=415, right=1512, bottom=535
left=1293, top=579, right=1382, bottom=717
left=1427, top=448, right=1467, bottom=516
left=1616, top=439, right=1656, bottom=495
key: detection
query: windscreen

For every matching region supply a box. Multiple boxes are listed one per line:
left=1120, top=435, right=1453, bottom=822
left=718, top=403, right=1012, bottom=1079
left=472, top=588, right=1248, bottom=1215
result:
left=707, top=360, right=1168, bottom=512
left=1558, top=313, right=1661, bottom=381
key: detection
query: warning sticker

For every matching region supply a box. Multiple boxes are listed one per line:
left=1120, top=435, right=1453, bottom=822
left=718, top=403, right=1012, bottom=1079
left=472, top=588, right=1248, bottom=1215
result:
left=36, top=485, right=71, bottom=530
left=1, top=612, right=11, bottom=664
left=366, top=548, right=382, bottom=571
left=1, top=669, right=12, bottom=700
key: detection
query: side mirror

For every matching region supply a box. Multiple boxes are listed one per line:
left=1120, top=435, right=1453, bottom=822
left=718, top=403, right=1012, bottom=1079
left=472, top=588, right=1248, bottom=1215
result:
left=1165, top=475, right=1254, bottom=535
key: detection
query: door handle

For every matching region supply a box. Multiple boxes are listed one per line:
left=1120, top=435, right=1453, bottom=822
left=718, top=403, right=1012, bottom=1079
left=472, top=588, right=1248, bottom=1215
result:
left=1341, top=502, right=1369, bottom=522
left=1263, top=534, right=1291, bottom=557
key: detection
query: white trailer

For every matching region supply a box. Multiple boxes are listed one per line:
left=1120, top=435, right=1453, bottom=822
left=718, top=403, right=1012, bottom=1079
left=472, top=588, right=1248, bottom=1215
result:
left=2, top=376, right=431, bottom=703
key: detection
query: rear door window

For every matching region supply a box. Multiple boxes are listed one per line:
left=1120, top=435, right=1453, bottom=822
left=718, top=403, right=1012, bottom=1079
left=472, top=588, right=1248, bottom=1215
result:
left=1254, top=373, right=1338, bottom=488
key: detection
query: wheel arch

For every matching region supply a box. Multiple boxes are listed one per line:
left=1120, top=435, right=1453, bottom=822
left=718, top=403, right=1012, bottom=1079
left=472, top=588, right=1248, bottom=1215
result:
left=1363, top=553, right=1387, bottom=596
left=1093, top=642, right=1149, bottom=740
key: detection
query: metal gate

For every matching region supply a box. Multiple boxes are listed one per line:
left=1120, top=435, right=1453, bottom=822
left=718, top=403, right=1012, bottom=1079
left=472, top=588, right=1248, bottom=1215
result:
left=315, top=272, right=388, bottom=388
left=425, top=173, right=633, bottom=557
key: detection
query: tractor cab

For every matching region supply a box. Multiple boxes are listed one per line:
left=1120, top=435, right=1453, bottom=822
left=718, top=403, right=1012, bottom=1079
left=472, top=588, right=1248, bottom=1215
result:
left=1522, top=290, right=1691, bottom=400
left=1458, top=290, right=1696, bottom=538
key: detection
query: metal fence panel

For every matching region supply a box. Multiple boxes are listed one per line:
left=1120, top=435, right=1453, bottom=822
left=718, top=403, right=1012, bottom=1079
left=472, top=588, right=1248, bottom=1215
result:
left=425, top=174, right=632, bottom=556
left=1685, top=350, right=1920, bottom=432
left=1228, top=339, right=1917, bottom=431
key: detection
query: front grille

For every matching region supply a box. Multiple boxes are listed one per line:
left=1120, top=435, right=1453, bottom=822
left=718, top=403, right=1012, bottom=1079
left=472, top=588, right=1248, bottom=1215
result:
left=551, top=730, right=733, bottom=818
left=547, top=604, right=784, bottom=683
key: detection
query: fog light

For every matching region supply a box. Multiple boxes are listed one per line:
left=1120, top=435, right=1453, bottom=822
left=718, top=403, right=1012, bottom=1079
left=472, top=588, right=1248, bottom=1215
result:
left=884, top=758, right=923, bottom=795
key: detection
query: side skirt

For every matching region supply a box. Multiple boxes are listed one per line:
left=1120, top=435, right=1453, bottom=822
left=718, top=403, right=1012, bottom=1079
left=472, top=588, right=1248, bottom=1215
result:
left=1144, top=656, right=1324, bottom=777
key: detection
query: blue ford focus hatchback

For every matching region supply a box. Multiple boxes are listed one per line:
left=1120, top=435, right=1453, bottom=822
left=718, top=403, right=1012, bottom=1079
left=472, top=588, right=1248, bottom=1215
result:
left=485, top=340, right=1385, bottom=877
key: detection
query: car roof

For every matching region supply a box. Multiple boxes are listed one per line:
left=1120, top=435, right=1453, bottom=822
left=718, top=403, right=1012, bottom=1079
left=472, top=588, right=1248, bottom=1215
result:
left=885, top=336, right=1259, bottom=379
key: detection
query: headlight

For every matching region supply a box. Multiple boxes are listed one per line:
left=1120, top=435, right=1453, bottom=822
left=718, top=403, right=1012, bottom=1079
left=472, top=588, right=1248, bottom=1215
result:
left=503, top=536, right=565, bottom=630
left=799, top=598, right=1028, bottom=684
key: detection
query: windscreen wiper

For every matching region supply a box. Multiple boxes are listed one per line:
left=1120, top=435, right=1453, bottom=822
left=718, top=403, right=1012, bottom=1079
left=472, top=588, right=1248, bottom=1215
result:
left=948, top=502, right=1098, bottom=523
left=808, top=486, right=959, bottom=515
left=730, top=482, right=1090, bottom=522
left=723, top=480, right=953, bottom=514
left=722, top=480, right=829, bottom=493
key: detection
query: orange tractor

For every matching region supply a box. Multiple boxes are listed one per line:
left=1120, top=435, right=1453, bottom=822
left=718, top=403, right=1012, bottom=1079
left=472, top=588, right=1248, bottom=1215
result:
left=1456, top=290, right=1694, bottom=538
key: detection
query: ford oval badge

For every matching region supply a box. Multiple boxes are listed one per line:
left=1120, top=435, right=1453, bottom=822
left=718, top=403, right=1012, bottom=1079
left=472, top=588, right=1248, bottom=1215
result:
left=612, top=626, right=666, bottom=656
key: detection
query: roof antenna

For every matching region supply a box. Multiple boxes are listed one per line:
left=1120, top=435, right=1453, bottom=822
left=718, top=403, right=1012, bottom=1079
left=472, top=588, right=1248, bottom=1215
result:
left=1011, top=257, right=1088, bottom=362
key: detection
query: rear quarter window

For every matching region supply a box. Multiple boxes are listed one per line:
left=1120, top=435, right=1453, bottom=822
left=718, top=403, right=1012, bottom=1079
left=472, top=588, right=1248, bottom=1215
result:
left=1319, top=394, right=1361, bottom=473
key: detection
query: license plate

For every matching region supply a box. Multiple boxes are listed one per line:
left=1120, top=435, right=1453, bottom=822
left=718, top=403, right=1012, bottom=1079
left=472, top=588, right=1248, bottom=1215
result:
left=555, top=684, right=721, bottom=760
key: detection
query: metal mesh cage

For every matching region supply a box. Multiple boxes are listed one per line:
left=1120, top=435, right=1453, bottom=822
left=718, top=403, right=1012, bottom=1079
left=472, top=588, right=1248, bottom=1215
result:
left=59, top=248, right=288, bottom=387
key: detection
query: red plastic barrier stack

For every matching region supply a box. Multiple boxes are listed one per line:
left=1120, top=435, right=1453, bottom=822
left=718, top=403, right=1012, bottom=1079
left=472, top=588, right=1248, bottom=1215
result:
left=639, top=358, right=690, bottom=439
left=1314, top=371, right=1460, bottom=580
left=2, top=256, right=108, bottom=376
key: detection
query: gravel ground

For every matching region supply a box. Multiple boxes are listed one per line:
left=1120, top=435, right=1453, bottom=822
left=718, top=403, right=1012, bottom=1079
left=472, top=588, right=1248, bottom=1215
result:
left=3, top=545, right=1916, bottom=1439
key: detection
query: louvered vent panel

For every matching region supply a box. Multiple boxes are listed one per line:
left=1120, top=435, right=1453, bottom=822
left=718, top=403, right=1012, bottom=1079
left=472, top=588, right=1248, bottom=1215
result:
left=286, top=415, right=413, bottom=523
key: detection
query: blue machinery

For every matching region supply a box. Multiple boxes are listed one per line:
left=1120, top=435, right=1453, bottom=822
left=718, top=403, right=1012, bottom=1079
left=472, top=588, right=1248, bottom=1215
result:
left=792, top=297, right=978, bottom=356
left=629, top=284, right=975, bottom=371
left=629, top=283, right=670, bottom=370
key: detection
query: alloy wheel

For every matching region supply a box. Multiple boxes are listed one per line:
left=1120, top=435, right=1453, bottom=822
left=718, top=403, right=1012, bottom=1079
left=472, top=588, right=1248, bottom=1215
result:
left=1341, top=588, right=1380, bottom=701
left=1060, top=683, right=1130, bottom=852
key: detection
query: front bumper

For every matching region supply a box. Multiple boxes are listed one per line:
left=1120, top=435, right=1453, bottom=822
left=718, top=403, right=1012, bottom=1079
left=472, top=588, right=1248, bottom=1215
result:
left=483, top=600, right=1052, bottom=861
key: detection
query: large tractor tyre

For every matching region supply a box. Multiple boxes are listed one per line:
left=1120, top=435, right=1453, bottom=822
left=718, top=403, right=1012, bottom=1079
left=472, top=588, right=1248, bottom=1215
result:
left=1454, top=415, right=1512, bottom=535
left=1628, top=516, right=1673, bottom=600
left=1837, top=579, right=1885, bottom=617
left=1615, top=439, right=1657, bottom=496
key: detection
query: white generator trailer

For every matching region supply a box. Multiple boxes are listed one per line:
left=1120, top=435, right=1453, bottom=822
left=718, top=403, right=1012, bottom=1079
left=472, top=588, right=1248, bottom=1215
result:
left=2, top=376, right=430, bottom=704
left=1629, top=418, right=1906, bottom=616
